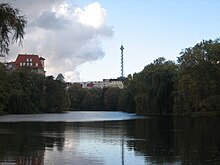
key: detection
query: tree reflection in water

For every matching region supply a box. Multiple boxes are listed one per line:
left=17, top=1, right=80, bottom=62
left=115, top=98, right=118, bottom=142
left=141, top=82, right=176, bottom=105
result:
left=0, top=117, right=220, bottom=164
left=126, top=117, right=220, bottom=164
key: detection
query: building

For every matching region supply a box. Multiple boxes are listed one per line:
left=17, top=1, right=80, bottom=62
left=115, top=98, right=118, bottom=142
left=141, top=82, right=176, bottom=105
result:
left=6, top=54, right=46, bottom=75
left=79, top=78, right=124, bottom=89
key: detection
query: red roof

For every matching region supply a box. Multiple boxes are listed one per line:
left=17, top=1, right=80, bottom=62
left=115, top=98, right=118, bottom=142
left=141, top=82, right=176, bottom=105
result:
left=15, top=54, right=44, bottom=69
left=86, top=82, right=94, bottom=88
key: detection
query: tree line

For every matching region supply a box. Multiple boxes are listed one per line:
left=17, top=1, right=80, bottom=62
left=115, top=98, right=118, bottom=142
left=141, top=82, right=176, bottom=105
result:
left=68, top=38, right=220, bottom=116
left=67, top=84, right=121, bottom=111
left=0, top=66, right=123, bottom=114
left=0, top=67, right=70, bottom=114
left=1, top=38, right=220, bottom=115
left=1, top=3, right=220, bottom=115
left=120, top=39, right=220, bottom=115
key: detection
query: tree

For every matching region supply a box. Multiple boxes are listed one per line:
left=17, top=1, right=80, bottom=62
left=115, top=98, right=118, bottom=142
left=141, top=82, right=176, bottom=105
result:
left=174, top=39, right=220, bottom=114
left=104, top=88, right=121, bottom=110
left=67, top=83, right=86, bottom=110
left=56, top=73, right=65, bottom=82
left=45, top=76, right=70, bottom=113
left=143, top=70, right=175, bottom=115
left=138, top=58, right=176, bottom=115
left=123, top=57, right=177, bottom=115
left=5, top=70, right=70, bottom=114
left=6, top=69, right=39, bottom=114
left=0, top=3, right=27, bottom=55
left=82, top=88, right=102, bottom=110
left=0, top=63, right=10, bottom=113
left=153, top=57, right=166, bottom=65
left=118, top=77, right=136, bottom=112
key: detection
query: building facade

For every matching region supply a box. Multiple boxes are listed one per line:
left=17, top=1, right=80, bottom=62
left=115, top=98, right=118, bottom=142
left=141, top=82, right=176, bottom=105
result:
left=79, top=78, right=124, bottom=89
left=6, top=54, right=46, bottom=75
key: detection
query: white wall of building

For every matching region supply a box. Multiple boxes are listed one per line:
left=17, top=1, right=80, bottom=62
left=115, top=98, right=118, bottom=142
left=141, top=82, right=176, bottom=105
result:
left=80, top=79, right=124, bottom=89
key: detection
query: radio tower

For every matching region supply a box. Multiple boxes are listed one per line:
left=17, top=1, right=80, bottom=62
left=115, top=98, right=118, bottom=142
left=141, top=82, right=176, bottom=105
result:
left=120, top=44, right=124, bottom=78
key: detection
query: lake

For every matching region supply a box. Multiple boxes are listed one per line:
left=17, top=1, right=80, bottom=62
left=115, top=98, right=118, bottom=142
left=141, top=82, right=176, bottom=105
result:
left=0, top=111, right=220, bottom=165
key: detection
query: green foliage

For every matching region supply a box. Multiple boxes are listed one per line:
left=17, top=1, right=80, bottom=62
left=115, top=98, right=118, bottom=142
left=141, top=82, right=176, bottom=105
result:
left=143, top=69, right=175, bottom=115
left=67, top=83, right=86, bottom=110
left=0, top=63, right=10, bottom=113
left=122, top=57, right=177, bottom=115
left=104, top=88, right=121, bottom=110
left=6, top=69, right=42, bottom=113
left=174, top=39, right=220, bottom=114
left=120, top=38, right=220, bottom=116
left=7, top=90, right=38, bottom=114
left=1, top=69, right=70, bottom=114
left=2, top=38, right=219, bottom=116
left=118, top=77, right=136, bottom=112
left=0, top=3, right=27, bottom=55
left=82, top=88, right=103, bottom=110
left=67, top=85, right=123, bottom=111
left=45, top=76, right=70, bottom=113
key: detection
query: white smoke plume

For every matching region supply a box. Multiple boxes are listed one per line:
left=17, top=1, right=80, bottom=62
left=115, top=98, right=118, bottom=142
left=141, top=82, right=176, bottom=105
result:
left=3, top=0, right=113, bottom=81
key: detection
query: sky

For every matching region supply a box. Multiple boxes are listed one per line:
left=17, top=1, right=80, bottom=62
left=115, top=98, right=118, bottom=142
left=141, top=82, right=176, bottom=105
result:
left=2, top=0, right=220, bottom=82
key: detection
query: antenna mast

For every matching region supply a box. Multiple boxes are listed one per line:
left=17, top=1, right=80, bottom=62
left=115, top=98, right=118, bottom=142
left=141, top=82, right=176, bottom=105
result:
left=120, top=44, right=124, bottom=77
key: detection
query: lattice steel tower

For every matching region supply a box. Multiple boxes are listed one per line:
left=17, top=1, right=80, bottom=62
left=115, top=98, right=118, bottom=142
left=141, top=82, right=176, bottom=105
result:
left=120, top=44, right=124, bottom=77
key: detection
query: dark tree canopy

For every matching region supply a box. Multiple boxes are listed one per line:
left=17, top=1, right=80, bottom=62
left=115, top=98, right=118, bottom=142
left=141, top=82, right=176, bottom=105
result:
left=0, top=68, right=70, bottom=114
left=1, top=37, right=220, bottom=116
left=0, top=3, right=27, bottom=55
left=67, top=84, right=86, bottom=110
left=174, top=39, right=220, bottom=114
left=0, top=63, right=10, bottom=113
left=104, top=88, right=121, bottom=110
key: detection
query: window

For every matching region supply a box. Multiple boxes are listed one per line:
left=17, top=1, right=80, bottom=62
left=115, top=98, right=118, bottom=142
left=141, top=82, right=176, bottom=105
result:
left=20, top=62, right=22, bottom=66
left=30, top=63, right=33, bottom=66
left=30, top=58, right=32, bottom=62
left=23, top=62, right=26, bottom=66
left=26, top=58, right=29, bottom=62
left=27, top=63, right=29, bottom=66
left=36, top=63, right=38, bottom=67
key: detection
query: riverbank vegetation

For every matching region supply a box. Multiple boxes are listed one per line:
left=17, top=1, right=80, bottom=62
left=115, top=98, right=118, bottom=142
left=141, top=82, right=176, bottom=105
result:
left=1, top=38, right=220, bottom=115
left=120, top=39, right=220, bottom=116
left=0, top=67, right=70, bottom=114
left=66, top=38, right=220, bottom=116
left=0, top=66, right=123, bottom=114
left=67, top=85, right=121, bottom=111
left=1, top=3, right=219, bottom=115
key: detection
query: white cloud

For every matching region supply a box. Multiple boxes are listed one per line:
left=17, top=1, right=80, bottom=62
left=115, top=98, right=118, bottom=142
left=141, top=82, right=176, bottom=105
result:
left=3, top=0, right=113, bottom=81
left=74, top=2, right=107, bottom=29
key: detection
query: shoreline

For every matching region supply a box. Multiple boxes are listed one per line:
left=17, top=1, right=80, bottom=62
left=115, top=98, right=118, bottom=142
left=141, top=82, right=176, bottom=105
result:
left=1, top=110, right=220, bottom=117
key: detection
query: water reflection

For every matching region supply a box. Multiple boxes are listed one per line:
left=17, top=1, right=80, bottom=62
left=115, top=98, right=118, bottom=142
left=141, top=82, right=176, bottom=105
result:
left=127, top=117, right=220, bottom=164
left=0, top=116, right=220, bottom=164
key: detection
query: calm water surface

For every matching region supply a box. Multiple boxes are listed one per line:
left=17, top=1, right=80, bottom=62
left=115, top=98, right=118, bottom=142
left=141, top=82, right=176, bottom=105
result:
left=0, top=111, right=220, bottom=165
